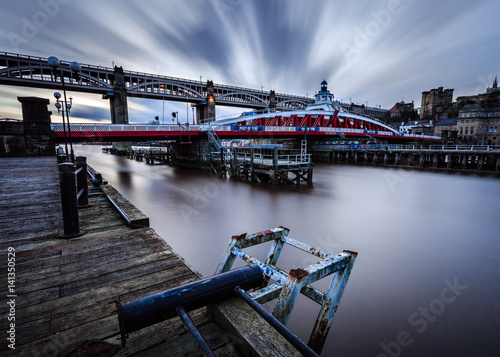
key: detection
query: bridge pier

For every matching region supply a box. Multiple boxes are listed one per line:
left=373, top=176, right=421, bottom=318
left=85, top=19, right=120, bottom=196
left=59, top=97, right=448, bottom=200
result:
left=103, top=66, right=129, bottom=125
left=196, top=80, right=216, bottom=124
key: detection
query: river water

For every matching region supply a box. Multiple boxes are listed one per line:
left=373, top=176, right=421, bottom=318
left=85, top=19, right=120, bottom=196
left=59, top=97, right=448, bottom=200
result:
left=75, top=144, right=500, bottom=357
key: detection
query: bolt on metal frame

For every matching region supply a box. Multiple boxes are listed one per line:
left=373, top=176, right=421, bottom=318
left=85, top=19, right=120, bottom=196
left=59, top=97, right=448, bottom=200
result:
left=215, top=226, right=357, bottom=354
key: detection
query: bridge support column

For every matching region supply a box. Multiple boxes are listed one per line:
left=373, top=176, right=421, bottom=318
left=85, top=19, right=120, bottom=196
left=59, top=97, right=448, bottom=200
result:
left=269, top=90, right=276, bottom=112
left=420, top=153, right=425, bottom=167
left=496, top=156, right=500, bottom=173
left=196, top=80, right=216, bottom=124
left=433, top=153, right=438, bottom=167
left=364, top=152, right=368, bottom=163
left=395, top=153, right=400, bottom=165
left=103, top=66, right=129, bottom=125
left=383, top=153, right=388, bottom=165
left=354, top=152, right=358, bottom=163
left=373, top=152, right=378, bottom=164
left=18, top=97, right=54, bottom=155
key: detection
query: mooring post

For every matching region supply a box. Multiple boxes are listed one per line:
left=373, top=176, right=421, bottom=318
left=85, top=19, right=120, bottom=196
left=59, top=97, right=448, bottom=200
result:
left=58, top=162, right=84, bottom=238
left=250, top=148, right=255, bottom=182
left=75, top=156, right=89, bottom=207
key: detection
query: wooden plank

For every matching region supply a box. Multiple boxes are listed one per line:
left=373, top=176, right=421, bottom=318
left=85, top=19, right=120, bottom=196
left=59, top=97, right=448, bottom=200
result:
left=100, top=184, right=150, bottom=227
left=209, top=297, right=303, bottom=357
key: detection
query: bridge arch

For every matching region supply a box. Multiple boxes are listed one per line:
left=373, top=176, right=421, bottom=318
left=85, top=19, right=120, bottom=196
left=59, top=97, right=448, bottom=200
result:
left=127, top=82, right=205, bottom=98
left=215, top=91, right=268, bottom=106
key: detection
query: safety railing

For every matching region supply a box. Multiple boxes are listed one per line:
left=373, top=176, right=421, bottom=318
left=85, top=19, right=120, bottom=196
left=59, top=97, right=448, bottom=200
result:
left=316, top=144, right=500, bottom=152
left=117, top=263, right=319, bottom=357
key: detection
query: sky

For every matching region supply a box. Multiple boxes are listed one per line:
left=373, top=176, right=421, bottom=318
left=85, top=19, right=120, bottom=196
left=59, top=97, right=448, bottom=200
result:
left=0, top=0, right=499, bottom=124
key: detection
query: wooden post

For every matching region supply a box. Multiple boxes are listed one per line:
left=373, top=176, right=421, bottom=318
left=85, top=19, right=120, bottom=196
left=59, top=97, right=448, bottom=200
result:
left=250, top=148, right=255, bottom=182
left=58, top=162, right=84, bottom=238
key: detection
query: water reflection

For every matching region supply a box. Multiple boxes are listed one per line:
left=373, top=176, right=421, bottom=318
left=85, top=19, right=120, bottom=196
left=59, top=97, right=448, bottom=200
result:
left=74, top=145, right=500, bottom=357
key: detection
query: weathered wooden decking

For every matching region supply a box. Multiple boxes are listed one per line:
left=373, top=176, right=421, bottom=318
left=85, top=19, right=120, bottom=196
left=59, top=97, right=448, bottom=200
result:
left=0, top=157, right=241, bottom=356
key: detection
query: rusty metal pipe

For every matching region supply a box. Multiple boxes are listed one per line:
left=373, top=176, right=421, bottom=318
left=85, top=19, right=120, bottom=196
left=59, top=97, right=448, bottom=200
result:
left=118, top=264, right=263, bottom=345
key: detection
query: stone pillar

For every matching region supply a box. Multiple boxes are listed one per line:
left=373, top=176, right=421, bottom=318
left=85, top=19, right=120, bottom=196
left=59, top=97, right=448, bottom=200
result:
left=433, top=154, right=438, bottom=167
left=269, top=90, right=276, bottom=112
left=196, top=80, right=216, bottom=123
left=103, top=66, right=128, bottom=124
left=17, top=96, right=54, bottom=155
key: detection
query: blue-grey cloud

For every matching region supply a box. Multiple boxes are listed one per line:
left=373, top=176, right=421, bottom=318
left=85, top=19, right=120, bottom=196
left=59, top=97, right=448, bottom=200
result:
left=0, top=0, right=499, bottom=122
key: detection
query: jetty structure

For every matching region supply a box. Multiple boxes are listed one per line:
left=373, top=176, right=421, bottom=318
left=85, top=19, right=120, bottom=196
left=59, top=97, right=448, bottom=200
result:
left=0, top=155, right=357, bottom=356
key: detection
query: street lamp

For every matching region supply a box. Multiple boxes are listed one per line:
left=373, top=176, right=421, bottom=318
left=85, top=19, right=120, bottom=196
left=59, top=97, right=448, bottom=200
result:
left=48, top=56, right=81, bottom=162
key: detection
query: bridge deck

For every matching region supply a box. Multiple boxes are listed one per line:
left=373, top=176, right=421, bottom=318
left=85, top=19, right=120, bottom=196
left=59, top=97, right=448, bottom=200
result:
left=0, top=157, right=240, bottom=356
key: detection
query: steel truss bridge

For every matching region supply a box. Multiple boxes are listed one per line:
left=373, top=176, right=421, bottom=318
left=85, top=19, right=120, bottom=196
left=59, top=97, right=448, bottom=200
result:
left=0, top=52, right=309, bottom=110
left=51, top=122, right=440, bottom=143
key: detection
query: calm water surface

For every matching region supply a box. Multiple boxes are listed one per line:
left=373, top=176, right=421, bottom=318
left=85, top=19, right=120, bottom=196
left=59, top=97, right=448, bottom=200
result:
left=76, top=145, right=500, bottom=357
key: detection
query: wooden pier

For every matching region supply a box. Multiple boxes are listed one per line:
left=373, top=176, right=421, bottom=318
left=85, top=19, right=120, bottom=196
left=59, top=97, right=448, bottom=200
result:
left=212, top=147, right=313, bottom=185
left=0, top=156, right=310, bottom=356
left=312, top=144, right=500, bottom=174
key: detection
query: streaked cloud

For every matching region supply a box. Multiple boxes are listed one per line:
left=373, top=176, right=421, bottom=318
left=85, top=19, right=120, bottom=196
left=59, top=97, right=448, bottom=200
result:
left=0, top=0, right=498, bottom=122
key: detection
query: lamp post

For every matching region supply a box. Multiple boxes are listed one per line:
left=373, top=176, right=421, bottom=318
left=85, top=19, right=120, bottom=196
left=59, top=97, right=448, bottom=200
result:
left=48, top=56, right=81, bottom=162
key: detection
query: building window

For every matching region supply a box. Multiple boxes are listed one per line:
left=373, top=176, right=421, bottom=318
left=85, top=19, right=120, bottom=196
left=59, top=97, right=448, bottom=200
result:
left=471, top=127, right=474, bottom=135
left=465, top=127, right=469, bottom=134
left=461, top=120, right=464, bottom=124
left=466, top=120, right=469, bottom=124
left=471, top=120, right=475, bottom=124
left=461, top=113, right=465, bottom=118
left=467, top=113, right=470, bottom=117
left=459, top=127, right=463, bottom=134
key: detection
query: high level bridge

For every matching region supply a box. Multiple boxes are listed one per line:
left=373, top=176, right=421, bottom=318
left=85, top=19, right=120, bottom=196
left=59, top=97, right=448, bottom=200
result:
left=0, top=51, right=310, bottom=123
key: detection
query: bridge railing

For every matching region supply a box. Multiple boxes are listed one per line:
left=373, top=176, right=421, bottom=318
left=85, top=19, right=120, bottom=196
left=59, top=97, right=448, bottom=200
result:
left=312, top=144, right=500, bottom=152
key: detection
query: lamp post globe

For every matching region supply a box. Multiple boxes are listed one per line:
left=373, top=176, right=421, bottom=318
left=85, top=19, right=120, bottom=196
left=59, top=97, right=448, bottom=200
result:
left=48, top=56, right=60, bottom=69
left=70, top=61, right=81, bottom=73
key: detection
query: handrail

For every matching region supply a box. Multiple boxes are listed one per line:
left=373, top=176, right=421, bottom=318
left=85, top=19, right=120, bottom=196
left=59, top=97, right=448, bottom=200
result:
left=314, top=144, right=500, bottom=152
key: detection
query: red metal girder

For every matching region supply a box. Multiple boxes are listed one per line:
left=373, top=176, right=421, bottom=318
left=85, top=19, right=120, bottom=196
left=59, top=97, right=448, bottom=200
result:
left=326, top=109, right=340, bottom=127
left=299, top=114, right=311, bottom=127
left=312, top=115, right=324, bottom=127
left=284, top=115, right=295, bottom=126
left=268, top=115, right=281, bottom=126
